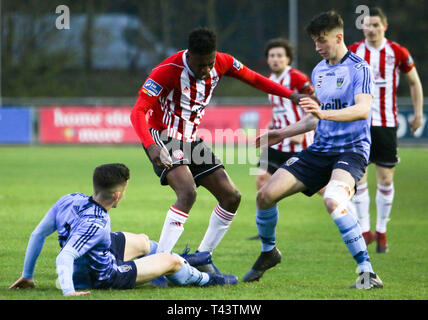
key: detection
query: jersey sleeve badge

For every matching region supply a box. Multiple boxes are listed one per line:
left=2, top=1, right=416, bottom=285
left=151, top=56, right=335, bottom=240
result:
left=232, top=58, right=243, bottom=71
left=142, top=78, right=163, bottom=97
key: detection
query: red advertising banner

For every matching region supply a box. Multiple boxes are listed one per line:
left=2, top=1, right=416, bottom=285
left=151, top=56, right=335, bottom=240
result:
left=39, top=105, right=273, bottom=144
left=39, top=107, right=140, bottom=144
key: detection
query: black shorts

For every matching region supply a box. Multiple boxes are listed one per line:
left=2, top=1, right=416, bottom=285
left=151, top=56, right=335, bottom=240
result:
left=258, top=147, right=298, bottom=175
left=145, top=128, right=224, bottom=186
left=98, top=232, right=137, bottom=290
left=281, top=149, right=368, bottom=196
left=369, top=126, right=400, bottom=168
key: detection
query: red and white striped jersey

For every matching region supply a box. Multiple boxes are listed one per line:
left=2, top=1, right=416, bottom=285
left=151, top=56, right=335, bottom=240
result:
left=349, top=39, right=414, bottom=127
left=131, top=50, right=294, bottom=148
left=268, top=66, right=314, bottom=152
left=139, top=50, right=229, bottom=141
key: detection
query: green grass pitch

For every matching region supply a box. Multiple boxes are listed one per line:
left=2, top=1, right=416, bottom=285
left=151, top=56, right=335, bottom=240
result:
left=1, top=145, right=427, bottom=300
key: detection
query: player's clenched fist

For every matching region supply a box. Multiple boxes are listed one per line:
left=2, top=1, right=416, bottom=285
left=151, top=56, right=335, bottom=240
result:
left=147, top=144, right=173, bottom=169
left=289, top=92, right=321, bottom=107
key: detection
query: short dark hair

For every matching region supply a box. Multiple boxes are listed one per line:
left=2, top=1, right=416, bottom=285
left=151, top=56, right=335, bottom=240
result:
left=93, top=163, right=129, bottom=196
left=188, top=27, right=217, bottom=55
left=306, top=10, right=344, bottom=37
left=369, top=7, right=387, bottom=25
left=264, top=38, right=294, bottom=64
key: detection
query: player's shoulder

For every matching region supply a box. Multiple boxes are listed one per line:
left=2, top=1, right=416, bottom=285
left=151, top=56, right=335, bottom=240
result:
left=152, top=50, right=186, bottom=72
left=346, top=51, right=369, bottom=70
left=56, top=193, right=88, bottom=206
left=312, top=59, right=328, bottom=74
left=348, top=40, right=365, bottom=52
left=289, top=67, right=310, bottom=79
left=215, top=51, right=243, bottom=73
left=386, top=39, right=411, bottom=57
left=386, top=39, right=408, bottom=50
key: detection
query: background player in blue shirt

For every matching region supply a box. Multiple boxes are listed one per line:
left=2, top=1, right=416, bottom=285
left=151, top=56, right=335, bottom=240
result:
left=9, top=163, right=237, bottom=296
left=243, top=11, right=383, bottom=289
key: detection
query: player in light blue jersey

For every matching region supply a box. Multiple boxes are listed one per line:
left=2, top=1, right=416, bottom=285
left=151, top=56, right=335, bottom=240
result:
left=9, top=163, right=237, bottom=296
left=243, top=11, right=383, bottom=289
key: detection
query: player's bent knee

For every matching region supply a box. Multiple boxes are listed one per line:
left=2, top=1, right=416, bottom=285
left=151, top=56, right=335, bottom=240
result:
left=323, top=180, right=353, bottom=213
left=168, top=253, right=184, bottom=273
left=256, top=189, right=275, bottom=209
left=138, top=233, right=150, bottom=253
left=228, top=188, right=242, bottom=207
left=177, top=187, right=197, bottom=209
left=256, top=174, right=270, bottom=190
left=323, top=197, right=339, bottom=213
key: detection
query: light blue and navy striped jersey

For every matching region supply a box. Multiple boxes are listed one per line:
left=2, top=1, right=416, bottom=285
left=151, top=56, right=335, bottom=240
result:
left=308, top=51, right=373, bottom=161
left=51, top=193, right=116, bottom=288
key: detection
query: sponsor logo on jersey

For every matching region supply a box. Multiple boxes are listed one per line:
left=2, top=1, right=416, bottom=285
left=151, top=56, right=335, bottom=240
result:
left=233, top=58, right=242, bottom=70
left=321, top=99, right=349, bottom=110
left=142, top=78, right=163, bottom=97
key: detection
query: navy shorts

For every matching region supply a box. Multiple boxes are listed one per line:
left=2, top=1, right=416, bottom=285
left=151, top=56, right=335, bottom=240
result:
left=258, top=147, right=298, bottom=175
left=281, top=149, right=368, bottom=196
left=100, top=232, right=137, bottom=290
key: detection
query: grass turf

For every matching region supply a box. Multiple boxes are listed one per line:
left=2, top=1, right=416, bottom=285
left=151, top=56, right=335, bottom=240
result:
left=0, top=145, right=427, bottom=300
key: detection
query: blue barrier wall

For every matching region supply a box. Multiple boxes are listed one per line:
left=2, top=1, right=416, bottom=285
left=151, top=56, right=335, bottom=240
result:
left=0, top=107, right=33, bottom=144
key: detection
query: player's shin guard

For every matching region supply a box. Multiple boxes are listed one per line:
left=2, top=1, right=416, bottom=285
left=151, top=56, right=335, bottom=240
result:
left=157, top=206, right=188, bottom=253
left=353, top=183, right=371, bottom=233
left=256, top=205, right=278, bottom=252
left=375, top=183, right=394, bottom=233
left=332, top=205, right=374, bottom=274
left=166, top=254, right=209, bottom=286
left=198, top=204, right=236, bottom=253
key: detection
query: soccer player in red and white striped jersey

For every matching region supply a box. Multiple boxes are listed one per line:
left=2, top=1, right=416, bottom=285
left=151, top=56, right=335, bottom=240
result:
left=348, top=7, right=423, bottom=252
left=130, top=28, right=316, bottom=272
left=256, top=38, right=315, bottom=191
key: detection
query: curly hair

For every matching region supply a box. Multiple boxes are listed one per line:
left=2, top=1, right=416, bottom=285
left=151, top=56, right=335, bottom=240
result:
left=188, top=27, right=217, bottom=55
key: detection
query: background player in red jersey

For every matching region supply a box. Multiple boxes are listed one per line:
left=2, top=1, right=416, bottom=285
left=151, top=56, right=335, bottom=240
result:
left=130, top=27, right=317, bottom=273
left=247, top=38, right=316, bottom=241
left=348, top=7, right=424, bottom=253
left=256, top=38, right=315, bottom=191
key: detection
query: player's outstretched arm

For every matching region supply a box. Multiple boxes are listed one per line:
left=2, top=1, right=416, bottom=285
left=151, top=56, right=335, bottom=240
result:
left=229, top=64, right=321, bottom=106
left=300, top=94, right=371, bottom=122
left=255, top=113, right=318, bottom=148
left=10, top=209, right=58, bottom=290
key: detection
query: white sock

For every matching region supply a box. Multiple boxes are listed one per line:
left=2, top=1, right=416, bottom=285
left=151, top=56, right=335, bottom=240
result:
left=157, top=206, right=189, bottom=253
left=198, top=204, right=236, bottom=253
left=376, top=183, right=394, bottom=233
left=346, top=199, right=358, bottom=221
left=352, top=183, right=371, bottom=233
